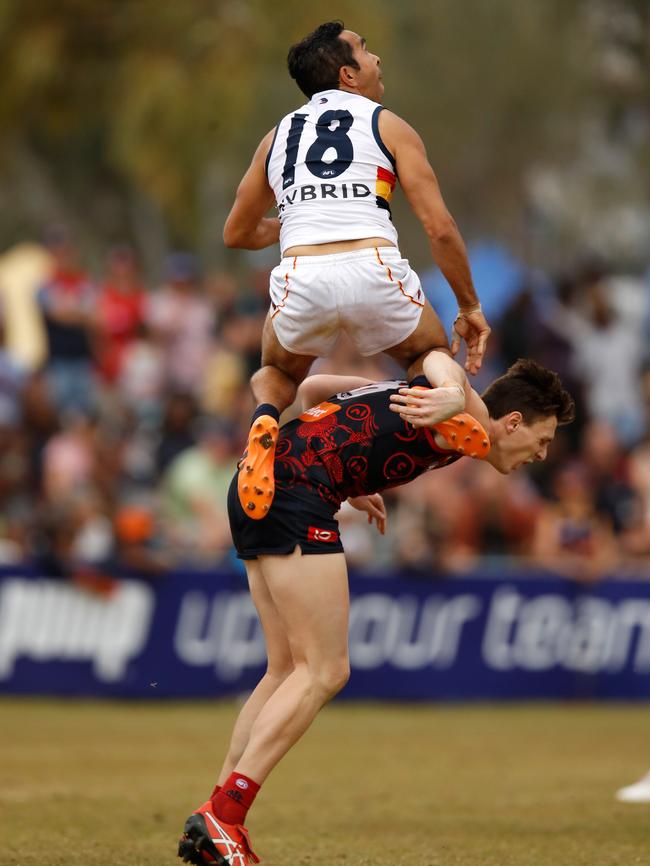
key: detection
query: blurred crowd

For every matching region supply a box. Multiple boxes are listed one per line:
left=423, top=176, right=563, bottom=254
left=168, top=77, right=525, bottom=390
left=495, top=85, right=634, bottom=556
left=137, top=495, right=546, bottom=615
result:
left=0, top=228, right=649, bottom=585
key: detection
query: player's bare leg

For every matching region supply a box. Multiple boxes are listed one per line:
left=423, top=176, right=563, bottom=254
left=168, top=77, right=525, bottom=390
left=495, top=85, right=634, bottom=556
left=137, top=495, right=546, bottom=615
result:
left=215, top=558, right=295, bottom=783
left=234, top=547, right=350, bottom=782
left=179, top=549, right=349, bottom=865
left=385, top=296, right=489, bottom=379
left=384, top=297, right=450, bottom=372
left=239, top=315, right=314, bottom=519
left=256, top=313, right=316, bottom=414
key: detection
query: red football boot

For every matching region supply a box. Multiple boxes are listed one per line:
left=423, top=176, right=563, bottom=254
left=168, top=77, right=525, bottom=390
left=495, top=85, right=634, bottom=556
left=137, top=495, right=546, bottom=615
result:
left=178, top=800, right=260, bottom=866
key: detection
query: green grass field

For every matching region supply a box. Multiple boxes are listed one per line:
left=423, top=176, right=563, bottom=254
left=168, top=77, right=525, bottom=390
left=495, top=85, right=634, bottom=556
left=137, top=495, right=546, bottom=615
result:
left=1, top=698, right=649, bottom=866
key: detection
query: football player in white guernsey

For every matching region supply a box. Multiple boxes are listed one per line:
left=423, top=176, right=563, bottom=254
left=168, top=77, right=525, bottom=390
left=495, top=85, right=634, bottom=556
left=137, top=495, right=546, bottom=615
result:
left=223, top=21, right=491, bottom=521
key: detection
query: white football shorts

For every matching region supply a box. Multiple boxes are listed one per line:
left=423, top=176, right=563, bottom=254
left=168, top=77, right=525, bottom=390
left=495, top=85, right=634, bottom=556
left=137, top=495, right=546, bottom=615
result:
left=268, top=246, right=425, bottom=357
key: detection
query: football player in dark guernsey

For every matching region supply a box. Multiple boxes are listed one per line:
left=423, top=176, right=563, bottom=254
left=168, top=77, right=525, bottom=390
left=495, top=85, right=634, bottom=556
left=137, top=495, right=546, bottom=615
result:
left=178, top=349, right=574, bottom=865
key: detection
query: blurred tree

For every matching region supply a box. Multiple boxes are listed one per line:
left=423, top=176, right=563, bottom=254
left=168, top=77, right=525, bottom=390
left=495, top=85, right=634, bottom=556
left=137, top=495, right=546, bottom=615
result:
left=0, top=0, right=646, bottom=271
left=381, top=0, right=593, bottom=264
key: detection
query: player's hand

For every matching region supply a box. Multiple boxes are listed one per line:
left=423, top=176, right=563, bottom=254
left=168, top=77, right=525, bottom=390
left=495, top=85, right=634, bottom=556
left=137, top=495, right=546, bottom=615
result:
left=451, top=308, right=491, bottom=375
left=348, top=493, right=387, bottom=535
left=389, top=385, right=464, bottom=428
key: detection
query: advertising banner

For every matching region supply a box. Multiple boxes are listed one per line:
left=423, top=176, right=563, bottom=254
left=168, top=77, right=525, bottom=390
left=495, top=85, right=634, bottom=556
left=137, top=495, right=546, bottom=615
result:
left=1, top=567, right=650, bottom=699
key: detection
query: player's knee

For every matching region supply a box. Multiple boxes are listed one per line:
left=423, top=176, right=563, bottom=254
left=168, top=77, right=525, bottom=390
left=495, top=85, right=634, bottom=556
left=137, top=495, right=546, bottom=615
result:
left=266, top=659, right=295, bottom=685
left=251, top=364, right=300, bottom=395
left=318, top=658, right=350, bottom=699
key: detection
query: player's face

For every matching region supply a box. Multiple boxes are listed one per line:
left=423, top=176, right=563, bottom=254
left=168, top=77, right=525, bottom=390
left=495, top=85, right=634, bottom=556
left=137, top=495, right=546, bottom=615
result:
left=489, top=414, right=557, bottom=475
left=340, top=30, right=384, bottom=101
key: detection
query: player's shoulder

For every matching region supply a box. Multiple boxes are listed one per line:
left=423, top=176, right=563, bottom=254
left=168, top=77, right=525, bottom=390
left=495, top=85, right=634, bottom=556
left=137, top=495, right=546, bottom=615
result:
left=377, top=108, right=420, bottom=140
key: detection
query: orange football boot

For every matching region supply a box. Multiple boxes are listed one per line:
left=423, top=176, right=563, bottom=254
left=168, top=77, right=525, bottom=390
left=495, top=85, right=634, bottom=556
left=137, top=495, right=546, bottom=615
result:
left=432, top=412, right=491, bottom=459
left=237, top=415, right=279, bottom=519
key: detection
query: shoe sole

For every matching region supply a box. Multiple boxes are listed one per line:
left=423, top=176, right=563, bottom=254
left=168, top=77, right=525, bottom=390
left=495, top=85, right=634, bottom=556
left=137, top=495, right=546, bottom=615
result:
left=237, top=415, right=279, bottom=519
left=178, top=814, right=229, bottom=865
left=432, top=412, right=490, bottom=459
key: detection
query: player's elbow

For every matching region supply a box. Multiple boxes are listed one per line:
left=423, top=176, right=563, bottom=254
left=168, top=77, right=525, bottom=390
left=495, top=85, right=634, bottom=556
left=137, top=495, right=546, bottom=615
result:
left=223, top=223, right=247, bottom=249
left=423, top=211, right=458, bottom=244
left=297, top=377, right=322, bottom=411
left=223, top=211, right=255, bottom=248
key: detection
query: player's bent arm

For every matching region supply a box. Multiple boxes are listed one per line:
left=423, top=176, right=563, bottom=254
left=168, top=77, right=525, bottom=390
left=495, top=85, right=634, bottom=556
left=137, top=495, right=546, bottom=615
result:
left=298, top=375, right=374, bottom=411
left=464, top=388, right=490, bottom=428
left=223, top=130, right=281, bottom=250
left=421, top=350, right=469, bottom=401
left=390, top=351, right=490, bottom=428
left=378, top=111, right=478, bottom=310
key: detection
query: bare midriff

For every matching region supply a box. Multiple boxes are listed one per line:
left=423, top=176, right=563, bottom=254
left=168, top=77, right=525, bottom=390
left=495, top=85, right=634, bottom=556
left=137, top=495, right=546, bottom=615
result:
left=283, top=237, right=396, bottom=257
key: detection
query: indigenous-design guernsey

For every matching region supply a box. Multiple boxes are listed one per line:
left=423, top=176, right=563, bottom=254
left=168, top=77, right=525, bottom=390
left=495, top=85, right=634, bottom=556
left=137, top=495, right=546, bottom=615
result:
left=275, top=378, right=460, bottom=508
left=265, top=90, right=399, bottom=251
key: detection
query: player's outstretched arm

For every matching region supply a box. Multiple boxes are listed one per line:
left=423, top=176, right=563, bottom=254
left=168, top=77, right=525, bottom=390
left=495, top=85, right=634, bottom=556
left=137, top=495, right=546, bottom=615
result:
left=223, top=130, right=281, bottom=250
left=297, top=374, right=375, bottom=411
left=379, top=111, right=491, bottom=374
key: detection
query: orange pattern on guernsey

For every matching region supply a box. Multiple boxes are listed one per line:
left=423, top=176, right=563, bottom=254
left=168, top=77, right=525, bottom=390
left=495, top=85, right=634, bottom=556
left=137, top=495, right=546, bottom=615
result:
left=374, top=247, right=424, bottom=308
left=299, top=401, right=341, bottom=422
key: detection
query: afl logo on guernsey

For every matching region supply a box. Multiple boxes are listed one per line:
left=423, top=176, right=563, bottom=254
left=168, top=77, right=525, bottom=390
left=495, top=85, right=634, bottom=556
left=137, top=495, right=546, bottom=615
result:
left=308, top=526, right=339, bottom=543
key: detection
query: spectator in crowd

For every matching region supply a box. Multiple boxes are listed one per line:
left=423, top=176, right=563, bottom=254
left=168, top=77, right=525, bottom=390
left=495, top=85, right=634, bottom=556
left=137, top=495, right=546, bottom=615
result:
left=66, top=487, right=115, bottom=574
left=154, top=391, right=199, bottom=476
left=579, top=420, right=638, bottom=535
left=335, top=500, right=385, bottom=571
left=160, top=417, right=238, bottom=565
left=531, top=464, right=619, bottom=581
left=146, top=253, right=215, bottom=395
left=0, top=233, right=648, bottom=578
left=205, top=270, right=239, bottom=321
left=42, top=409, right=98, bottom=502
left=201, top=310, right=259, bottom=421
left=20, top=369, right=59, bottom=493
left=117, top=322, right=166, bottom=426
left=37, top=227, right=97, bottom=414
left=548, top=264, right=646, bottom=446
left=392, top=507, right=441, bottom=576
left=95, top=245, right=145, bottom=385
left=113, top=497, right=171, bottom=575
left=621, top=433, right=650, bottom=564
left=0, top=312, right=31, bottom=559
left=0, top=423, right=31, bottom=563
left=0, top=314, right=27, bottom=428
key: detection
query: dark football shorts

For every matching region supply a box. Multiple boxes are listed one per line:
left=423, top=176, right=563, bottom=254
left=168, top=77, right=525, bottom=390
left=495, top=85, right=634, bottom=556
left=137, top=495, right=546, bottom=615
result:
left=227, top=474, right=344, bottom=560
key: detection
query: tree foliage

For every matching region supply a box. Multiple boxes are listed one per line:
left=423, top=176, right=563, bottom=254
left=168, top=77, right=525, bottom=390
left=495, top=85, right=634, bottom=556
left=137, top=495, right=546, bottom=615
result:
left=0, top=0, right=646, bottom=269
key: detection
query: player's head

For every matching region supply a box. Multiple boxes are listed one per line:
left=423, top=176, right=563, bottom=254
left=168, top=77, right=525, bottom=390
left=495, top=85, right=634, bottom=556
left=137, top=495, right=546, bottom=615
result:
left=287, top=21, right=383, bottom=101
left=481, top=359, right=575, bottom=474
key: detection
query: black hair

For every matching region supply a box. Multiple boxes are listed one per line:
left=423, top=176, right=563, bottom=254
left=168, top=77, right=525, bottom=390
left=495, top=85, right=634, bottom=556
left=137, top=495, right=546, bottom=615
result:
left=287, top=21, right=360, bottom=98
left=482, top=359, right=575, bottom=426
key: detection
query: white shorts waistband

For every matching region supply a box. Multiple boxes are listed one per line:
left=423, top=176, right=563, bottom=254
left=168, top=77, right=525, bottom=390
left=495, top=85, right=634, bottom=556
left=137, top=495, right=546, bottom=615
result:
left=279, top=246, right=401, bottom=267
